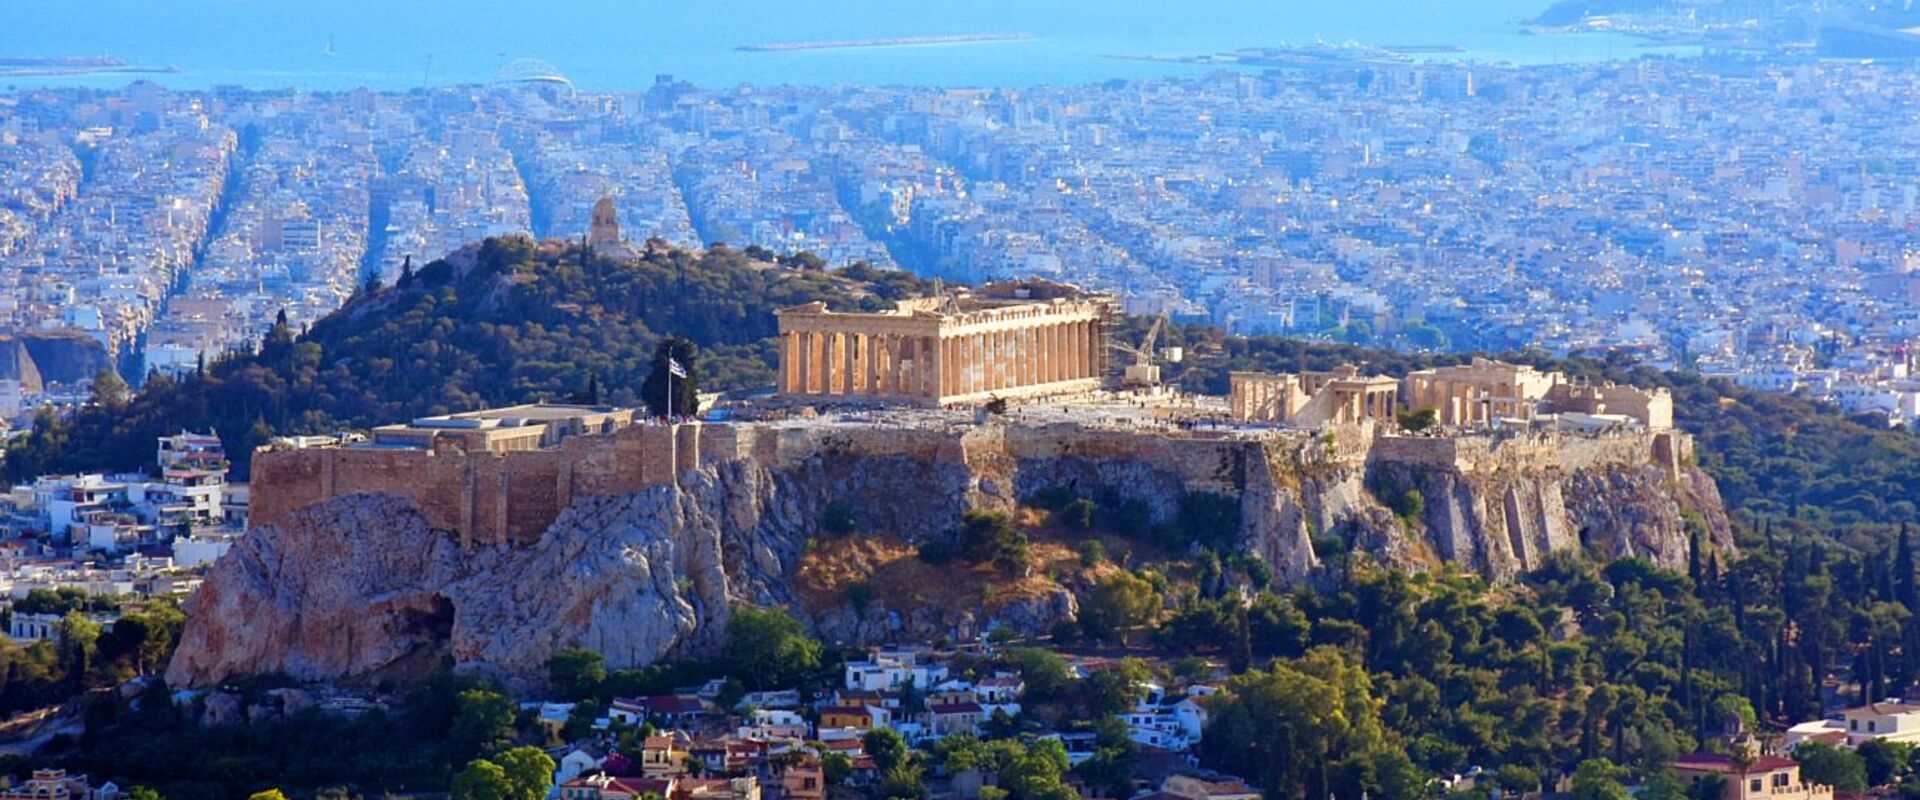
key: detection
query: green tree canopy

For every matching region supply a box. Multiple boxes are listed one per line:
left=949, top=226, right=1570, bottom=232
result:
left=1796, top=742, right=1868, bottom=792
left=1571, top=759, right=1631, bottom=800
left=1079, top=571, right=1163, bottom=642
left=721, top=606, right=823, bottom=690
left=863, top=728, right=910, bottom=773
left=452, top=759, right=513, bottom=800
left=493, top=746, right=558, bottom=800
left=546, top=649, right=607, bottom=701
left=450, top=687, right=515, bottom=761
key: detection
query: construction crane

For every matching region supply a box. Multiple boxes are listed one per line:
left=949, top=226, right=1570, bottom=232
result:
left=1111, top=310, right=1170, bottom=389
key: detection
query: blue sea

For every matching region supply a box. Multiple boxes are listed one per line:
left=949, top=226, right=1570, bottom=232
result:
left=0, top=0, right=1692, bottom=92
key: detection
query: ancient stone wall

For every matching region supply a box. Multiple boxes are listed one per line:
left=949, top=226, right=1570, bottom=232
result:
left=249, top=424, right=695, bottom=547
left=250, top=419, right=1693, bottom=552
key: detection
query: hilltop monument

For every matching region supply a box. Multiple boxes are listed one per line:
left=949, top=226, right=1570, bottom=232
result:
left=774, top=279, right=1113, bottom=406
left=587, top=196, right=634, bottom=258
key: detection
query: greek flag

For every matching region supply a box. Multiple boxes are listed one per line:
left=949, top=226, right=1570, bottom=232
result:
left=667, top=357, right=688, bottom=379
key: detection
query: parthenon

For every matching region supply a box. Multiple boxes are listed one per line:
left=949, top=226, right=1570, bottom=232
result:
left=774, top=281, right=1112, bottom=405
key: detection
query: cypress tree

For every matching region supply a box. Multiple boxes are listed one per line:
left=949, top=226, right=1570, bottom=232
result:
left=1689, top=530, right=1703, bottom=586
left=1898, top=525, right=1917, bottom=611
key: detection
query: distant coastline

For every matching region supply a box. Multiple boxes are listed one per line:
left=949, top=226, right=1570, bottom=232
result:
left=0, top=56, right=123, bottom=68
left=738, top=32, right=1033, bottom=52
left=0, top=55, right=180, bottom=78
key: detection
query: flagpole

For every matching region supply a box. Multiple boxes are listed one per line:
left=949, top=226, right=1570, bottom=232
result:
left=666, top=368, right=677, bottom=492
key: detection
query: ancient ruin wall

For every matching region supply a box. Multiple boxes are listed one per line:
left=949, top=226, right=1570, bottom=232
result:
left=249, top=420, right=1693, bottom=553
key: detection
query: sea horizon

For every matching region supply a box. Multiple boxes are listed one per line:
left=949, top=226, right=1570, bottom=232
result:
left=0, top=0, right=1696, bottom=93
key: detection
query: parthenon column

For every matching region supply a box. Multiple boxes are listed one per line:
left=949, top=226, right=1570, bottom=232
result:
left=977, top=333, right=990, bottom=394
left=779, top=332, right=794, bottom=392
left=847, top=333, right=861, bottom=395
left=1059, top=322, right=1075, bottom=381
left=812, top=332, right=826, bottom=394
left=1006, top=330, right=1019, bottom=389
left=862, top=334, right=878, bottom=395
left=999, top=330, right=1012, bottom=390
left=795, top=332, right=813, bottom=394
left=981, top=332, right=996, bottom=392
left=1069, top=322, right=1085, bottom=380
left=816, top=332, right=832, bottom=395
left=935, top=337, right=948, bottom=399
left=993, top=331, right=1008, bottom=391
left=850, top=334, right=863, bottom=395
left=984, top=332, right=995, bottom=392
left=954, top=336, right=967, bottom=397
left=1036, top=325, right=1052, bottom=385
left=955, top=335, right=969, bottom=396
left=1018, top=328, right=1033, bottom=388
left=924, top=336, right=941, bottom=398
left=890, top=335, right=907, bottom=396
left=1057, top=324, right=1072, bottom=381
left=805, top=332, right=819, bottom=394
left=959, top=334, right=973, bottom=395
left=908, top=337, right=924, bottom=398
left=977, top=333, right=991, bottom=393
left=1087, top=320, right=1101, bottom=379
left=819, top=333, right=836, bottom=395
left=1017, top=328, right=1028, bottom=387
left=896, top=334, right=911, bottom=396
left=1082, top=321, right=1096, bottom=378
left=815, top=332, right=830, bottom=395
left=907, top=335, right=921, bottom=397
left=1011, top=329, right=1025, bottom=389
left=1029, top=324, right=1044, bottom=387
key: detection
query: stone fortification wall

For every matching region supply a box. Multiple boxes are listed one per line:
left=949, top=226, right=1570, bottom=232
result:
left=1365, top=430, right=1684, bottom=476
left=250, top=424, right=698, bottom=546
left=249, top=417, right=1698, bottom=578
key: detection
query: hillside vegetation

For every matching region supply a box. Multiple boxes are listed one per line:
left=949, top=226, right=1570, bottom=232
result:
left=4, top=237, right=928, bottom=479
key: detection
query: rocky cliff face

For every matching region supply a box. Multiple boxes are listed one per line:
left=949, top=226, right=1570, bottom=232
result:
left=168, top=421, right=1732, bottom=689
left=0, top=331, right=114, bottom=390
left=169, top=463, right=802, bottom=688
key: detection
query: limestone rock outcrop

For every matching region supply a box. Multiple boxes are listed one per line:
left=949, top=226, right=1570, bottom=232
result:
left=168, top=465, right=804, bottom=688
left=169, top=421, right=1733, bottom=689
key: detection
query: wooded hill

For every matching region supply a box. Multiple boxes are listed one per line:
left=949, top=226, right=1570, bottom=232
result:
left=11, top=235, right=1919, bottom=543
left=3, top=237, right=928, bottom=480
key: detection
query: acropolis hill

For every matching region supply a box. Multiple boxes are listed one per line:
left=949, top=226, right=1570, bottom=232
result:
left=171, top=282, right=1731, bottom=687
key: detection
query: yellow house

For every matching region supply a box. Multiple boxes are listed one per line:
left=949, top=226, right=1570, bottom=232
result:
left=819, top=706, right=881, bottom=730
